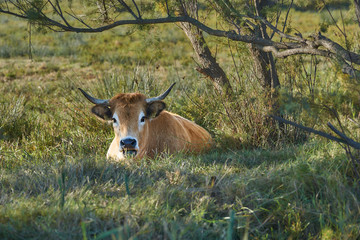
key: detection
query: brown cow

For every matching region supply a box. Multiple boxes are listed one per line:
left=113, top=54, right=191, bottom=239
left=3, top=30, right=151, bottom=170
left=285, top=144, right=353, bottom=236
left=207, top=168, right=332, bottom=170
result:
left=79, top=83, right=212, bottom=160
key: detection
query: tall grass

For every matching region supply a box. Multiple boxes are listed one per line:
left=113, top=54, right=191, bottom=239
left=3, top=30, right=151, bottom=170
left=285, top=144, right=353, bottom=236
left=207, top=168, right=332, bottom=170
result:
left=1, top=138, right=359, bottom=239
left=1, top=62, right=359, bottom=238
left=1, top=4, right=360, bottom=239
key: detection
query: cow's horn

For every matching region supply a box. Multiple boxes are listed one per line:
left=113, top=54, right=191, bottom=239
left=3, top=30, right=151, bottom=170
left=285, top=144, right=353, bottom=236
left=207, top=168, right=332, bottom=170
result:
left=146, top=83, right=176, bottom=103
left=78, top=88, right=109, bottom=105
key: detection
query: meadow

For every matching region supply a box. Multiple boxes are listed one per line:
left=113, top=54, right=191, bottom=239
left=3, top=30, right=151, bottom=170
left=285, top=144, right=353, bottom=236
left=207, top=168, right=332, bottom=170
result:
left=1, top=2, right=360, bottom=239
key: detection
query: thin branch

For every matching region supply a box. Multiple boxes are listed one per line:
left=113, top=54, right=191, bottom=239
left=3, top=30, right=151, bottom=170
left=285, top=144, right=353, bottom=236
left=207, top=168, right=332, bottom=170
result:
left=280, top=0, right=293, bottom=42
left=178, top=0, right=188, bottom=16
left=268, top=115, right=350, bottom=145
left=165, top=0, right=170, bottom=16
left=257, top=45, right=333, bottom=58
left=327, top=122, right=360, bottom=149
left=117, top=0, right=138, bottom=19
left=131, top=0, right=141, bottom=19
left=254, top=15, right=303, bottom=42
left=227, top=39, right=241, bottom=83
left=269, top=0, right=282, bottom=39
left=327, top=121, right=360, bottom=179
left=321, top=0, right=346, bottom=36
left=344, top=146, right=360, bottom=179
left=27, top=22, right=32, bottom=60
left=0, top=8, right=28, bottom=19
left=66, top=9, right=92, bottom=29
left=48, top=0, right=70, bottom=27
left=96, top=0, right=111, bottom=22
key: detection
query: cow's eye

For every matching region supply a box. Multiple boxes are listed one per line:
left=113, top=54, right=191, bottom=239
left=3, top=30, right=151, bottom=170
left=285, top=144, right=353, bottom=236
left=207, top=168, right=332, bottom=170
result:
left=112, top=118, right=117, bottom=123
left=140, top=116, right=146, bottom=123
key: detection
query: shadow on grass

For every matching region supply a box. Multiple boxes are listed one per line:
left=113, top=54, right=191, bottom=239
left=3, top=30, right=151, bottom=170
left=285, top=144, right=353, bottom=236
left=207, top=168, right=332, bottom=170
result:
left=0, top=142, right=311, bottom=199
left=2, top=141, right=358, bottom=240
left=197, top=145, right=300, bottom=169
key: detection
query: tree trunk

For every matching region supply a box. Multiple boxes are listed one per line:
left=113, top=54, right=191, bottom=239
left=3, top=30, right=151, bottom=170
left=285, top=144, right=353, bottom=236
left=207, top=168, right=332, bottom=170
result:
left=250, top=43, right=280, bottom=90
left=178, top=0, right=232, bottom=95
left=251, top=0, right=280, bottom=92
left=355, top=0, right=360, bottom=27
left=251, top=0, right=283, bottom=135
left=180, top=22, right=232, bottom=94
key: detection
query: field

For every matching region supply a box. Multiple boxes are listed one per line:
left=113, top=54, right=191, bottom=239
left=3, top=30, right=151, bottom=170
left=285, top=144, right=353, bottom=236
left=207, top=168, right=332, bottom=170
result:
left=1, top=2, right=360, bottom=239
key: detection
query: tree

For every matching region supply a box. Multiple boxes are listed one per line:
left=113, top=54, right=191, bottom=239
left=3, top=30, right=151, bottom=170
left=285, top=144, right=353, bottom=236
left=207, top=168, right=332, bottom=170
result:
left=177, top=0, right=233, bottom=95
left=1, top=0, right=360, bottom=129
left=355, top=0, right=360, bottom=26
left=1, top=0, right=359, bottom=79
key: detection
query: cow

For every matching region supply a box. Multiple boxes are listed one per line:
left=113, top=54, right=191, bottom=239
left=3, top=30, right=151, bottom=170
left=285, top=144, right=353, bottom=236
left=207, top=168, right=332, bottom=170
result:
left=79, top=83, right=212, bottom=160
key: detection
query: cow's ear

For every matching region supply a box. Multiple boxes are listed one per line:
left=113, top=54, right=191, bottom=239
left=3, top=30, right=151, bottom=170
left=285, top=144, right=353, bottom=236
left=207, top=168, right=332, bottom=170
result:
left=91, top=105, right=112, bottom=121
left=146, top=101, right=166, bottom=118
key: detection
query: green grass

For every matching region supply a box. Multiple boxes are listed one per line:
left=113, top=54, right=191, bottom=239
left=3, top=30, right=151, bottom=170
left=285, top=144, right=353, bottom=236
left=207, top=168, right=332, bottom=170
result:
left=1, top=60, right=359, bottom=238
left=1, top=140, right=359, bottom=239
left=1, top=3, right=360, bottom=239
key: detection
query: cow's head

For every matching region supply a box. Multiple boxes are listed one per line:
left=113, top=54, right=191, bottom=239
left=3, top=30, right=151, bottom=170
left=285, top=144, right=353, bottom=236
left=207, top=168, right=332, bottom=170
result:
left=79, top=83, right=175, bottom=160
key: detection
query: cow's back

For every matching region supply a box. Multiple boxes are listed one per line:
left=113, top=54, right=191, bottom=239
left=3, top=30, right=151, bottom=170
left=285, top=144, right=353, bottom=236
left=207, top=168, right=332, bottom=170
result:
left=141, top=111, right=212, bottom=157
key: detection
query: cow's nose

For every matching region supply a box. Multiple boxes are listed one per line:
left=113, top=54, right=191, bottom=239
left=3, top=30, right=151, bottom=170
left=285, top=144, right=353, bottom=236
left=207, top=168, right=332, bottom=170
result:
left=120, top=138, right=137, bottom=149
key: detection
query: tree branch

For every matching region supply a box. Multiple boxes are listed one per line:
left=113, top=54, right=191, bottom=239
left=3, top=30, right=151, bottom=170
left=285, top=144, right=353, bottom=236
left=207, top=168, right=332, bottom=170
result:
left=268, top=115, right=350, bottom=145
left=130, top=0, right=141, bottom=19
left=1, top=0, right=360, bottom=78
left=258, top=45, right=333, bottom=58
left=279, top=0, right=294, bottom=41
left=327, top=122, right=360, bottom=149
left=48, top=0, right=70, bottom=27
left=116, top=0, right=139, bottom=19
left=270, top=114, right=360, bottom=150
left=311, top=32, right=360, bottom=65
left=65, top=9, right=92, bottom=29
left=355, top=0, right=360, bottom=27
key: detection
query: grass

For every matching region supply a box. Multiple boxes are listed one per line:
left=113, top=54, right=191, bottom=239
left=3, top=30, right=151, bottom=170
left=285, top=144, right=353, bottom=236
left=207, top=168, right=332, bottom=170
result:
left=1, top=2, right=360, bottom=239
left=1, top=60, right=359, bottom=238
left=1, top=140, right=359, bottom=239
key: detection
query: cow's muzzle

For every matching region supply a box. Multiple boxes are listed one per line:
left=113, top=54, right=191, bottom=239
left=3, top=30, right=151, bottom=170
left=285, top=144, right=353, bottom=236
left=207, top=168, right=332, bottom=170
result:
left=120, top=137, right=138, bottom=157
left=122, top=149, right=138, bottom=157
